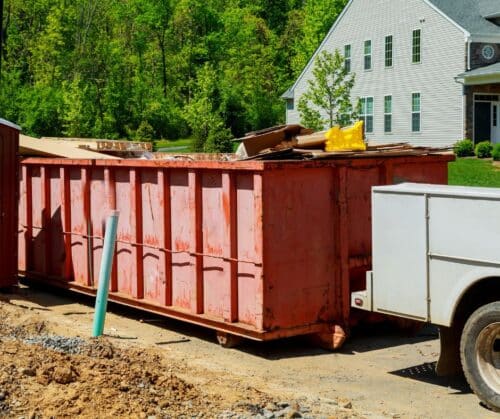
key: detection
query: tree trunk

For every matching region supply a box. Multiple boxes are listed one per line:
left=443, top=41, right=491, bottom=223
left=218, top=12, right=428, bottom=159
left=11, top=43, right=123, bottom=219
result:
left=158, top=32, right=167, bottom=98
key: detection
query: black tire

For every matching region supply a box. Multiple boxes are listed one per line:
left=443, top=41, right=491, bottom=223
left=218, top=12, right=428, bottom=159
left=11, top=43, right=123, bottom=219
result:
left=460, top=301, right=500, bottom=412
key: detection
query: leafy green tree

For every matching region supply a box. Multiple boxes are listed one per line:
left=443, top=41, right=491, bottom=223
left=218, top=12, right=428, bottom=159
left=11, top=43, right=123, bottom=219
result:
left=291, top=0, right=348, bottom=76
left=135, top=120, right=154, bottom=141
left=62, top=74, right=95, bottom=137
left=218, top=4, right=283, bottom=136
left=298, top=50, right=358, bottom=130
left=0, top=0, right=349, bottom=143
left=184, top=64, right=232, bottom=152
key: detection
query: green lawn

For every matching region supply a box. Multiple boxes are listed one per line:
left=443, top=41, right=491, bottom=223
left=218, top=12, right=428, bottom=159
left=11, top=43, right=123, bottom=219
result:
left=153, top=138, right=193, bottom=152
left=448, top=158, right=500, bottom=187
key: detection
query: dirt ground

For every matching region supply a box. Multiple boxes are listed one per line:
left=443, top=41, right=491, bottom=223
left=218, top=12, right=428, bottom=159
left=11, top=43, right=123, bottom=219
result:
left=0, top=284, right=497, bottom=419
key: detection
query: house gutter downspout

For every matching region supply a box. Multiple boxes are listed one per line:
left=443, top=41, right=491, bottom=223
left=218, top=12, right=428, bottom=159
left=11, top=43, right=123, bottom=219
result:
left=466, top=35, right=471, bottom=71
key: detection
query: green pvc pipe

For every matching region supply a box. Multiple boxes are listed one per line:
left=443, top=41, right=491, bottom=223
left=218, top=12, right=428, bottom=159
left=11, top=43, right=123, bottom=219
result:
left=92, top=210, right=120, bottom=337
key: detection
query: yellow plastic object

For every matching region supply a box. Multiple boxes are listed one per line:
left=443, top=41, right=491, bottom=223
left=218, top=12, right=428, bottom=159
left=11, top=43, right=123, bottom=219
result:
left=325, top=121, right=366, bottom=152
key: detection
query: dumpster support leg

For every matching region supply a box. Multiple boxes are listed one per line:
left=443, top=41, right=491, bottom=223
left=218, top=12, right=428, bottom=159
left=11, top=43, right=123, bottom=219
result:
left=311, top=324, right=348, bottom=350
left=216, top=331, right=243, bottom=348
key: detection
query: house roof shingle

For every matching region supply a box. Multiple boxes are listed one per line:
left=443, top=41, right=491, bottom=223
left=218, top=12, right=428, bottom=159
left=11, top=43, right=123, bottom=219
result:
left=456, top=61, right=500, bottom=84
left=478, top=0, right=500, bottom=18
left=428, top=0, right=500, bottom=36
left=282, top=0, right=500, bottom=99
left=458, top=61, right=500, bottom=77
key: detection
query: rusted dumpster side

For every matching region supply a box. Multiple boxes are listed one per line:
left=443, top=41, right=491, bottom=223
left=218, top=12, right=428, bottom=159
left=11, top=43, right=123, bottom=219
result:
left=0, top=119, right=20, bottom=288
left=18, top=154, right=453, bottom=345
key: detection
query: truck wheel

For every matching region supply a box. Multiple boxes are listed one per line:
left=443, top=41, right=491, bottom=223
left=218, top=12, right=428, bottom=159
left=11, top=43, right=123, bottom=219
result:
left=460, top=302, right=500, bottom=412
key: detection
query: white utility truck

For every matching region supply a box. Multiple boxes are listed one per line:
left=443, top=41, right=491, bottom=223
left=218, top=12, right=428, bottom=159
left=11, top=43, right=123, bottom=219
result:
left=352, top=183, right=500, bottom=412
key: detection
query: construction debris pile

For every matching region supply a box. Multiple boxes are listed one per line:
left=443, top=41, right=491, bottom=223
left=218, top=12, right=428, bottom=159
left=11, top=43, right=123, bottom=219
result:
left=236, top=123, right=451, bottom=161
left=19, top=123, right=451, bottom=161
left=22, top=137, right=153, bottom=159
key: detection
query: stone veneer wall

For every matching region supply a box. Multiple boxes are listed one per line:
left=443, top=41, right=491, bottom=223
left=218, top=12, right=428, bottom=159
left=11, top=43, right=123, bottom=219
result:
left=464, top=84, right=500, bottom=141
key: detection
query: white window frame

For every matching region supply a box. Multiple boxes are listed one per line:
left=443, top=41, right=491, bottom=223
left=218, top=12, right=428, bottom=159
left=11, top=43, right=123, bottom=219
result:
left=344, top=44, right=351, bottom=72
left=412, top=29, right=421, bottom=64
left=384, top=95, right=392, bottom=133
left=385, top=35, right=393, bottom=68
left=360, top=96, right=374, bottom=133
left=364, top=40, right=372, bottom=70
left=412, top=92, right=421, bottom=132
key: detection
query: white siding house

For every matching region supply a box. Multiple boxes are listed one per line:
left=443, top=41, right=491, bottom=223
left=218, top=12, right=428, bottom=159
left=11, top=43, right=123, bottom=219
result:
left=284, top=0, right=500, bottom=147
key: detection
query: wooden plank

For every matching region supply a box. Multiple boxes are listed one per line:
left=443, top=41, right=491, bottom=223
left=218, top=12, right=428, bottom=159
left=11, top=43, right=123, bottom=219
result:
left=20, top=135, right=121, bottom=159
left=296, top=131, right=327, bottom=148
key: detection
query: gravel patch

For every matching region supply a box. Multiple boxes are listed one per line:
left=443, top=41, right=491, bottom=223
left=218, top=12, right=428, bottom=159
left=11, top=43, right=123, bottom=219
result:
left=23, top=335, right=88, bottom=355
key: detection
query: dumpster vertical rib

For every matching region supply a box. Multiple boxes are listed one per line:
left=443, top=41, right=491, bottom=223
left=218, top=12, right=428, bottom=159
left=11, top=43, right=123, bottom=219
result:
left=23, top=165, right=33, bottom=272
left=104, top=167, right=118, bottom=292
left=60, top=167, right=72, bottom=281
left=41, top=166, right=51, bottom=276
left=131, top=168, right=144, bottom=299
left=222, top=172, right=238, bottom=322
left=338, top=167, right=350, bottom=323
left=332, top=166, right=350, bottom=324
left=253, top=173, right=264, bottom=328
left=158, top=168, right=173, bottom=306
left=380, top=161, right=394, bottom=184
left=189, top=170, right=203, bottom=314
left=82, top=167, right=92, bottom=286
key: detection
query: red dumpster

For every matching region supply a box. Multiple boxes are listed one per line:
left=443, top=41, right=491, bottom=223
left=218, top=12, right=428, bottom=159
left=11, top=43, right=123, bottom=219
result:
left=0, top=119, right=20, bottom=288
left=19, top=153, right=453, bottom=346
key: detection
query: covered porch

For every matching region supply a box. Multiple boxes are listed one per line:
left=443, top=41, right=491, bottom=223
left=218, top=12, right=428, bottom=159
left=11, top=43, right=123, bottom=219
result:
left=456, top=62, right=500, bottom=144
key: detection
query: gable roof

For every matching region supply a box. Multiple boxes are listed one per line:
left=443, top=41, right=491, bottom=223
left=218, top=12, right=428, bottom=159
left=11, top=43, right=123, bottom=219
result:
left=427, top=0, right=500, bottom=36
left=478, top=0, right=500, bottom=18
left=282, top=0, right=500, bottom=99
left=281, top=0, right=356, bottom=100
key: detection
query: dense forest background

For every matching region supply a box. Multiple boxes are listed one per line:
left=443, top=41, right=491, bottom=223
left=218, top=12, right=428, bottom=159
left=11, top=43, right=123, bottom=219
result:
left=0, top=0, right=348, bottom=147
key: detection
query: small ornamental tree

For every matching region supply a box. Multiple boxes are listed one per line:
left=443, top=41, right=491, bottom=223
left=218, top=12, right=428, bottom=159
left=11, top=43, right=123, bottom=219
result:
left=184, top=64, right=233, bottom=153
left=298, top=49, right=359, bottom=130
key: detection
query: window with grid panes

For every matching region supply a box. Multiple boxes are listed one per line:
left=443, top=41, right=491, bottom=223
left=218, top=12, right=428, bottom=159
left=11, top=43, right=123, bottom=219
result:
left=412, top=29, right=421, bottom=63
left=385, top=36, right=393, bottom=67
left=360, top=97, right=374, bottom=133
left=364, top=40, right=372, bottom=70
left=344, top=44, right=351, bottom=72
left=384, top=95, right=392, bottom=133
left=412, top=93, right=421, bottom=132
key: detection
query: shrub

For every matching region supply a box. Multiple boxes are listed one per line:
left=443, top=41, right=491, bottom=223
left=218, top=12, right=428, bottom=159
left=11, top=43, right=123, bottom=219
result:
left=453, top=139, right=475, bottom=157
left=135, top=120, right=155, bottom=141
left=475, top=141, right=493, bottom=158
left=492, top=143, right=500, bottom=161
